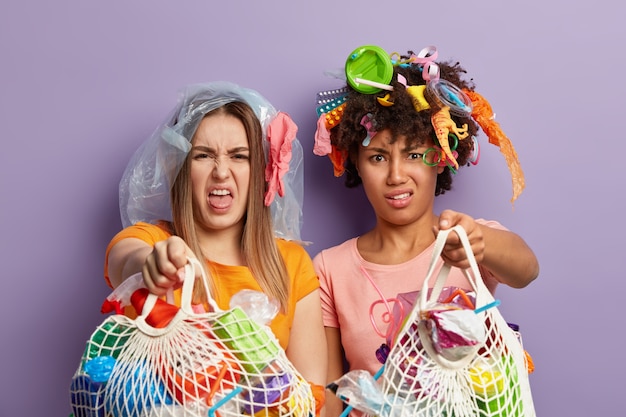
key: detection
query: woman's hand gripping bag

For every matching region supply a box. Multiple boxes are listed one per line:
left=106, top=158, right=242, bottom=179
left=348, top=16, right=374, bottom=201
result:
left=69, top=258, right=315, bottom=417
left=376, top=226, right=536, bottom=417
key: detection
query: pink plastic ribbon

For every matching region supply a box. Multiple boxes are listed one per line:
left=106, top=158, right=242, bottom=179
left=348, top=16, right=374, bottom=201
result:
left=264, top=112, right=297, bottom=206
left=313, top=113, right=332, bottom=156
left=397, top=73, right=408, bottom=87
left=411, top=45, right=439, bottom=82
left=361, top=266, right=404, bottom=341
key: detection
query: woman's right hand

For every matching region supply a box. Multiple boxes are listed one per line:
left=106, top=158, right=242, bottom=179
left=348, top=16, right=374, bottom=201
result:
left=142, top=236, right=193, bottom=296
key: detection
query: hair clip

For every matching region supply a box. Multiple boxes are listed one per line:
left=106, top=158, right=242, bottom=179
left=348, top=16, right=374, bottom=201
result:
left=360, top=113, right=377, bottom=146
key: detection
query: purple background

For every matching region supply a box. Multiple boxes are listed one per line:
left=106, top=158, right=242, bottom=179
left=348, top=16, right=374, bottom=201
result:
left=1, top=1, right=622, bottom=415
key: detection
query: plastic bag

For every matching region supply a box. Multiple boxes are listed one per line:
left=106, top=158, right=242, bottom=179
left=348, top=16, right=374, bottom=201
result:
left=333, top=226, right=535, bottom=417
left=69, top=258, right=315, bottom=417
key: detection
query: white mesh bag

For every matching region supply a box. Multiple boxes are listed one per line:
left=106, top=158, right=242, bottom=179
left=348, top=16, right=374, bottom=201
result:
left=376, top=225, right=535, bottom=417
left=69, top=258, right=315, bottom=417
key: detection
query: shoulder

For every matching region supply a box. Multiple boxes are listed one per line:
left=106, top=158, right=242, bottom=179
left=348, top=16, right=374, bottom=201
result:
left=108, top=221, right=173, bottom=248
left=123, top=221, right=172, bottom=240
left=132, top=220, right=173, bottom=236
left=275, top=238, right=319, bottom=296
left=312, top=238, right=358, bottom=265
left=476, top=218, right=508, bottom=231
left=275, top=238, right=311, bottom=260
left=275, top=238, right=315, bottom=273
left=311, top=238, right=359, bottom=279
left=276, top=238, right=307, bottom=252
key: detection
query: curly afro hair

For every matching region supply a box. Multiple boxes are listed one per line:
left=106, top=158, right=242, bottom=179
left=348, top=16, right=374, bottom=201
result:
left=330, top=53, right=479, bottom=196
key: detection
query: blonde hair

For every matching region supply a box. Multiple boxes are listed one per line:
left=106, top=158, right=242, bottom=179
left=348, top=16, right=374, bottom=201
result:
left=170, top=101, right=290, bottom=311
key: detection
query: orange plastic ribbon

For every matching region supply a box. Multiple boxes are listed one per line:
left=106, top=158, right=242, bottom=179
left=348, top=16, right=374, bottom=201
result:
left=328, top=146, right=347, bottom=177
left=464, top=89, right=525, bottom=203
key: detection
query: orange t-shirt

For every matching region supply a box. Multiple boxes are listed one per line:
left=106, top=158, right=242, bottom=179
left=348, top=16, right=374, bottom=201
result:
left=104, top=222, right=319, bottom=349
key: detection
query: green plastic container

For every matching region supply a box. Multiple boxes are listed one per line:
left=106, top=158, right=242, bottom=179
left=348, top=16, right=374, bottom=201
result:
left=212, top=307, right=280, bottom=373
left=345, top=45, right=394, bottom=94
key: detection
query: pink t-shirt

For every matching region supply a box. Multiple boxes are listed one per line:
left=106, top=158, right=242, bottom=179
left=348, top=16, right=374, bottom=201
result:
left=313, top=219, right=505, bottom=376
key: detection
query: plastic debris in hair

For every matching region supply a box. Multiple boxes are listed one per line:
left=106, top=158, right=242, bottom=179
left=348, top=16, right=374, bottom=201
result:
left=376, top=93, right=394, bottom=107
left=324, top=103, right=345, bottom=129
left=316, top=88, right=348, bottom=116
left=431, top=106, right=469, bottom=169
left=345, top=45, right=394, bottom=94
left=426, top=134, right=460, bottom=174
left=360, top=113, right=377, bottom=147
left=314, top=106, right=348, bottom=177
left=464, top=89, right=525, bottom=203
left=410, top=46, right=473, bottom=116
left=467, top=136, right=480, bottom=165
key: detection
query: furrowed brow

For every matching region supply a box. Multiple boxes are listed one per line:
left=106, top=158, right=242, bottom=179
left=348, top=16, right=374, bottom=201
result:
left=366, top=146, right=390, bottom=154
left=402, top=144, right=420, bottom=153
left=228, top=146, right=250, bottom=154
left=191, top=145, right=214, bottom=153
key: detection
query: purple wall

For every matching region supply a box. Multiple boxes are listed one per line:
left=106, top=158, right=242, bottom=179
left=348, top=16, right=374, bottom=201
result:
left=1, top=1, right=623, bottom=415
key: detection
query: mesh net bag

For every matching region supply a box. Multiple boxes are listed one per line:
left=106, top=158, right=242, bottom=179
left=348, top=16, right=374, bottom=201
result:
left=359, top=226, right=535, bottom=417
left=70, top=258, right=315, bottom=417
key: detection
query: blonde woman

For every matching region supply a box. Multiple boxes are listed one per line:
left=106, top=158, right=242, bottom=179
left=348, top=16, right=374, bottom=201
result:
left=105, top=82, right=327, bottom=414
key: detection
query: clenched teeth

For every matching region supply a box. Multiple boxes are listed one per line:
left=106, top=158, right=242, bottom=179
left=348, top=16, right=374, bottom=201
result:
left=210, top=189, right=231, bottom=196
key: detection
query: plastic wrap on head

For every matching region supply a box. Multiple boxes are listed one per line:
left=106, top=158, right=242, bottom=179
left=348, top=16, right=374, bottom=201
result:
left=119, top=81, right=304, bottom=241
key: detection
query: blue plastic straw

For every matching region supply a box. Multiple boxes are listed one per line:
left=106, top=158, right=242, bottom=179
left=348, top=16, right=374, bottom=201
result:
left=474, top=299, right=501, bottom=314
left=208, top=386, right=243, bottom=417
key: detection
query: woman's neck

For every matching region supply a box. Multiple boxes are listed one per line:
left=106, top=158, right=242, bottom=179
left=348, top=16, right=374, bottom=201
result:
left=196, top=225, right=246, bottom=266
left=357, top=215, right=438, bottom=265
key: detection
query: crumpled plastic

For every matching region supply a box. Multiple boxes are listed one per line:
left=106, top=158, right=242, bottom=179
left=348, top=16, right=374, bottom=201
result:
left=229, top=289, right=279, bottom=326
left=423, top=306, right=486, bottom=361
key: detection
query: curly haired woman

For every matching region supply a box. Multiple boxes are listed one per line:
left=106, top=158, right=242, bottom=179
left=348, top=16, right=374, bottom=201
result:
left=312, top=46, right=539, bottom=416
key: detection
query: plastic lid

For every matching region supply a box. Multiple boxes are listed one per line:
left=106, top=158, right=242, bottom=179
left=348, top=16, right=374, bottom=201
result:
left=345, top=45, right=393, bottom=94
